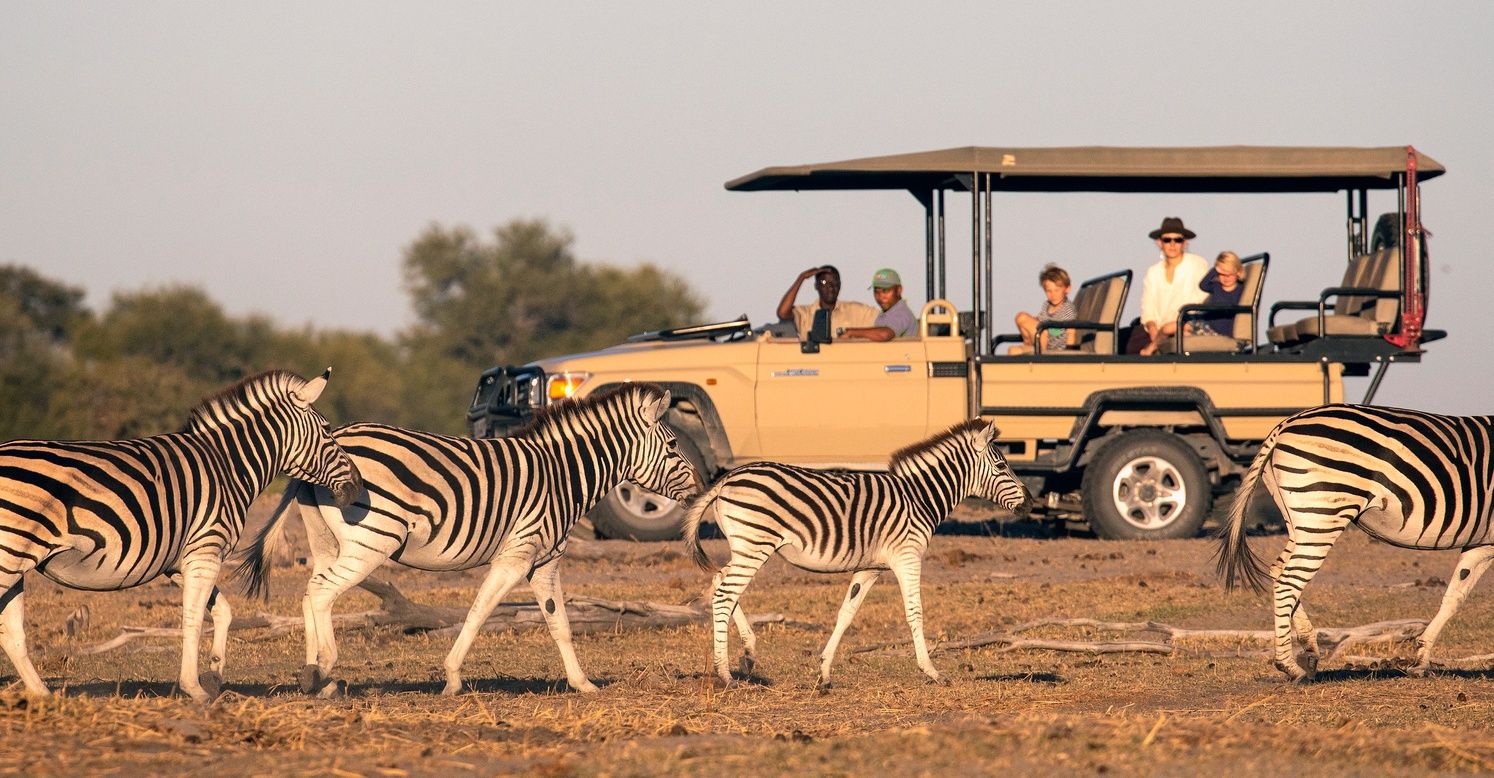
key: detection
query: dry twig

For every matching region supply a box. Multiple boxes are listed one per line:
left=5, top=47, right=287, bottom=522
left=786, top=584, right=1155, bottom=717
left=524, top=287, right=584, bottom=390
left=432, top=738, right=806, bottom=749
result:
left=72, top=576, right=783, bottom=655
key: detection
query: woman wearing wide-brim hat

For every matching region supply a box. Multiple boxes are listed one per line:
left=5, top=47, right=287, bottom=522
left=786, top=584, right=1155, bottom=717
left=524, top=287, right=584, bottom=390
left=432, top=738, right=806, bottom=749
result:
left=1128, top=217, right=1209, bottom=355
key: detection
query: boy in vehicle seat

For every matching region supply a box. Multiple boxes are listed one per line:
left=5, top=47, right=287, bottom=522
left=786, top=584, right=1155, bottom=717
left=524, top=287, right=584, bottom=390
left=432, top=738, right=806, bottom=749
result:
left=1010, top=264, right=1077, bottom=355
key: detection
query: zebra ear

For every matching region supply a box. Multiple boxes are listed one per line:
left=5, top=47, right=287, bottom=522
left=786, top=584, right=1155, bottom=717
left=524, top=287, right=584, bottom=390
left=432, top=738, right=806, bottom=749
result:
left=642, top=390, right=670, bottom=424
left=971, top=420, right=996, bottom=452
left=294, top=368, right=331, bottom=407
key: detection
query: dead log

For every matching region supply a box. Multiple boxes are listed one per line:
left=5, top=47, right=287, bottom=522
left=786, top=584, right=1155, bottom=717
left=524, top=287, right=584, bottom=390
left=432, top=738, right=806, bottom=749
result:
left=72, top=576, right=782, bottom=655
left=850, top=616, right=1429, bottom=658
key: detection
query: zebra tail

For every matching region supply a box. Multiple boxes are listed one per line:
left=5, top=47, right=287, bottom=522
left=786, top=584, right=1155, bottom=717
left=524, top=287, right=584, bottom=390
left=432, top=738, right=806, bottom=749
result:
left=230, top=480, right=302, bottom=601
left=682, top=479, right=726, bottom=573
left=1214, top=437, right=1274, bottom=595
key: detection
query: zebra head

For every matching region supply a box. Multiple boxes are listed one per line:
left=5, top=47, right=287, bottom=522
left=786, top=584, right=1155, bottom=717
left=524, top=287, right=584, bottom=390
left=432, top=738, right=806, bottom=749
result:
left=619, top=387, right=702, bottom=503
left=969, top=421, right=1030, bottom=516
left=281, top=369, right=363, bottom=508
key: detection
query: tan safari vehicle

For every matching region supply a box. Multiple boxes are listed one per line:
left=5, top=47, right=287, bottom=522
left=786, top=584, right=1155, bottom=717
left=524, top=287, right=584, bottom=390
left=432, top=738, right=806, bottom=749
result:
left=468, top=146, right=1442, bottom=541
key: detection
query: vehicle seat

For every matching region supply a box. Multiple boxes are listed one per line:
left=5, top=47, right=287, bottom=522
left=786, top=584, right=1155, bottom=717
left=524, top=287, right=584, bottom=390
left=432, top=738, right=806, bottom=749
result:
left=992, top=269, right=1132, bottom=355
left=1267, top=248, right=1400, bottom=345
left=1177, top=253, right=1269, bottom=354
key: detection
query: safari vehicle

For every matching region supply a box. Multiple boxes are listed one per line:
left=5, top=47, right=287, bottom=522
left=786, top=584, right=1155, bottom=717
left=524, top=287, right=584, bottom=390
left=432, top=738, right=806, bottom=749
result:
left=468, top=146, right=1442, bottom=541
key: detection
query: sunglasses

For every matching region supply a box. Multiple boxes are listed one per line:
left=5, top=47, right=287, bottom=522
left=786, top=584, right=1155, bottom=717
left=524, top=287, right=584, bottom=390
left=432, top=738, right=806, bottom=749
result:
left=1158, top=237, right=1186, bottom=244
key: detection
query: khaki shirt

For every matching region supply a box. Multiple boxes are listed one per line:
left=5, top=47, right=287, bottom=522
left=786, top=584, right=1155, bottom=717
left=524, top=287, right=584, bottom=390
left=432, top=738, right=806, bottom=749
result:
left=792, top=301, right=879, bottom=340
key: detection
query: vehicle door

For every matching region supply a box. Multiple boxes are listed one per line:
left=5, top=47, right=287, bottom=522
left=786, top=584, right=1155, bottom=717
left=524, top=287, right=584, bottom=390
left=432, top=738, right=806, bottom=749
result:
left=755, top=337, right=930, bottom=465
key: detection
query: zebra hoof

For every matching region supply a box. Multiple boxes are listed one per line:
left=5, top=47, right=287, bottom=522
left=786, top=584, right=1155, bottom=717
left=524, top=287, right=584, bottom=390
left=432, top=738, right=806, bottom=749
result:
left=738, top=654, right=756, bottom=677
left=1273, top=658, right=1303, bottom=681
left=815, top=679, right=832, bottom=695
left=571, top=680, right=600, bottom=694
left=197, top=671, right=224, bottom=701
left=299, top=664, right=323, bottom=694
left=317, top=679, right=347, bottom=699
left=1297, top=652, right=1320, bottom=675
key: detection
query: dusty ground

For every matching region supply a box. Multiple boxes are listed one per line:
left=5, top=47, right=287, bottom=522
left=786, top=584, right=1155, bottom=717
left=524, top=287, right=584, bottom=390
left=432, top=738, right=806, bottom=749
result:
left=3, top=495, right=1494, bottom=776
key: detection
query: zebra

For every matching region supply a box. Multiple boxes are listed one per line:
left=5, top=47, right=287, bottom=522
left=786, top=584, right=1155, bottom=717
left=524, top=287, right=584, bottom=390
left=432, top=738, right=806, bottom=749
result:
left=234, top=382, right=701, bottom=696
left=1218, top=403, right=1494, bottom=681
left=0, top=369, right=362, bottom=702
left=683, top=418, right=1029, bottom=690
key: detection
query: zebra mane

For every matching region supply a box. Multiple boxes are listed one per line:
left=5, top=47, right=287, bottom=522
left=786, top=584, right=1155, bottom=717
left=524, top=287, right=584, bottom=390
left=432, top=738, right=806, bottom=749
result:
left=182, top=370, right=303, bottom=432
left=888, top=418, right=990, bottom=473
left=511, top=383, right=667, bottom=439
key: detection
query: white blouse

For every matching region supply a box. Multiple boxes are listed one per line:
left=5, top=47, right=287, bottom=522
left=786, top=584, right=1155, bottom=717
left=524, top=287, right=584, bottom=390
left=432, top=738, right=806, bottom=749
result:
left=1140, top=253, right=1210, bottom=328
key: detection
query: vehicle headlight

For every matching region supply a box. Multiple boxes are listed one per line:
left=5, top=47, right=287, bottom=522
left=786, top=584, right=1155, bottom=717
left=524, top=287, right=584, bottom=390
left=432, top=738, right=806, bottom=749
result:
left=546, top=372, right=590, bottom=401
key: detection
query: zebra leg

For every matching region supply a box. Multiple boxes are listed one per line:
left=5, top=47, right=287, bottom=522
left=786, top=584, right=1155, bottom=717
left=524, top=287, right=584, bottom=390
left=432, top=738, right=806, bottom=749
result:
left=1289, top=604, right=1320, bottom=676
left=443, top=543, right=537, bottom=696
left=527, top=556, right=598, bottom=694
left=168, top=573, right=231, bottom=697
left=1413, top=545, right=1494, bottom=676
left=889, top=552, right=945, bottom=685
left=711, top=550, right=773, bottom=685
left=296, top=493, right=348, bottom=694
left=730, top=605, right=757, bottom=677
left=1269, top=518, right=1348, bottom=682
left=0, top=579, right=48, bottom=696
left=175, top=556, right=223, bottom=702
left=301, top=498, right=403, bottom=697
left=817, top=569, right=880, bottom=693
left=205, top=587, right=231, bottom=681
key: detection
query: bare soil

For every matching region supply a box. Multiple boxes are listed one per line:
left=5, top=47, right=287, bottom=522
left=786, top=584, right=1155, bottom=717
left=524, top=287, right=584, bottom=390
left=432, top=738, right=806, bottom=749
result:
left=3, top=495, right=1493, bottom=776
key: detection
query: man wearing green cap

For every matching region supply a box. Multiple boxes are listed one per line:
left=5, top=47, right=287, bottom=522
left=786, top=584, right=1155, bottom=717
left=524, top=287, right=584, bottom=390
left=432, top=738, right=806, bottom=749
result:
left=840, top=268, right=916, bottom=342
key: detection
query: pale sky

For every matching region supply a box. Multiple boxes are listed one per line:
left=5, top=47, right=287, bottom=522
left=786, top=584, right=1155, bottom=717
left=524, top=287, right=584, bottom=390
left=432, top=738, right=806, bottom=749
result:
left=3, top=2, right=1491, bottom=413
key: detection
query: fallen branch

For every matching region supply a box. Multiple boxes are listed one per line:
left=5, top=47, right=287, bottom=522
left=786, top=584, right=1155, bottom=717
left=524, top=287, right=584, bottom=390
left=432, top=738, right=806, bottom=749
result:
left=851, top=617, right=1430, bottom=659
left=73, top=576, right=783, bottom=654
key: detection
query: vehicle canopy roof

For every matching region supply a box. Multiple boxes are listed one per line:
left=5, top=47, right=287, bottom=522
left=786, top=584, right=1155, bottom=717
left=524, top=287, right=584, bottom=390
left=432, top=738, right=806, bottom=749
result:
left=725, top=145, right=1445, bottom=194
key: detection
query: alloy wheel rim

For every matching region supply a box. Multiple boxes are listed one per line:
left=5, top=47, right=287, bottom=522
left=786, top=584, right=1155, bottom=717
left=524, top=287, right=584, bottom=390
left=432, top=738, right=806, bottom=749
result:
left=1109, top=455, right=1187, bottom=530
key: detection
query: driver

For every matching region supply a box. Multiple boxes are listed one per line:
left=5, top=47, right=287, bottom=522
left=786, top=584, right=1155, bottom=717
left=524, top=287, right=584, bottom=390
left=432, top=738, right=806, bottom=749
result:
left=775, top=265, right=879, bottom=340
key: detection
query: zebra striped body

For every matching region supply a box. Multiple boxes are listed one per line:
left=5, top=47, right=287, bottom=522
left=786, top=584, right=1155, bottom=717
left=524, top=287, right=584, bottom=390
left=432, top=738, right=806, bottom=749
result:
left=1219, top=403, right=1494, bottom=680
left=236, top=383, right=700, bottom=696
left=684, top=419, right=1028, bottom=688
left=0, top=370, right=361, bottom=701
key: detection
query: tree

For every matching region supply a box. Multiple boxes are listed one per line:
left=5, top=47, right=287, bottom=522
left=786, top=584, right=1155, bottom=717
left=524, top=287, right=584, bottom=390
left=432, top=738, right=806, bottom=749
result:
left=401, top=219, right=705, bottom=368
left=0, top=267, right=90, bottom=440
left=76, top=285, right=277, bottom=385
left=0, top=264, right=88, bottom=343
left=399, top=219, right=705, bottom=433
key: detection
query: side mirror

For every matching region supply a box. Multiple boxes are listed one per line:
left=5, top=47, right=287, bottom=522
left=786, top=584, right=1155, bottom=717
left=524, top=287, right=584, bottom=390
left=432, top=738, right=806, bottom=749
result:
left=802, top=308, right=832, bottom=353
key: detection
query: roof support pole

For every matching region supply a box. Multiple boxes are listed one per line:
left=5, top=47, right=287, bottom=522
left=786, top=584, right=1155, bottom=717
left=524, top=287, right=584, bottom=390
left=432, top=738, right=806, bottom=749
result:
left=919, top=189, right=935, bottom=303
left=970, top=169, right=981, bottom=346
left=936, top=188, right=947, bottom=300
left=1346, top=189, right=1368, bottom=259
left=983, top=173, right=994, bottom=355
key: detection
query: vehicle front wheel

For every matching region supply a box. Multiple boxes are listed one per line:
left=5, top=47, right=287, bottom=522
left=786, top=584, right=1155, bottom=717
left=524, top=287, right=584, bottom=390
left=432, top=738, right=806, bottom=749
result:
left=1080, top=430, right=1211, bottom=540
left=588, top=434, right=708, bottom=541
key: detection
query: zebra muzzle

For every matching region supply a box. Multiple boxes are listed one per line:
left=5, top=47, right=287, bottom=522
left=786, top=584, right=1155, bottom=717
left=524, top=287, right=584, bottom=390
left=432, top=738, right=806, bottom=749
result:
left=331, top=466, right=364, bottom=508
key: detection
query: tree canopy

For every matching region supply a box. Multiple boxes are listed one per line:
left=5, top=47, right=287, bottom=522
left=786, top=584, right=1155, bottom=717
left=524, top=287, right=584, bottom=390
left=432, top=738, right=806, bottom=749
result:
left=0, top=219, right=706, bottom=439
left=402, top=219, right=704, bottom=367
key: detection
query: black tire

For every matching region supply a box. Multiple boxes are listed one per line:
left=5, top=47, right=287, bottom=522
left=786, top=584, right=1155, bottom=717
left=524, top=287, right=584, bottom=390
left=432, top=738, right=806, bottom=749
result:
left=1080, top=430, right=1211, bottom=540
left=588, top=433, right=708, bottom=541
left=1370, top=212, right=1401, bottom=252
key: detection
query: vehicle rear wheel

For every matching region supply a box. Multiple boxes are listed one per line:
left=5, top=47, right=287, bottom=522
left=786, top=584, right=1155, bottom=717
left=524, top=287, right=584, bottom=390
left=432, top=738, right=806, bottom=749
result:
left=588, top=434, right=708, bottom=541
left=1081, top=430, right=1211, bottom=540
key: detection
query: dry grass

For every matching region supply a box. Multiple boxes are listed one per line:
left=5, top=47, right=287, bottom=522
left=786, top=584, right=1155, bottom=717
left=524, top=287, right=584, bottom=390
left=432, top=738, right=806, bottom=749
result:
left=3, top=496, right=1493, bottom=775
